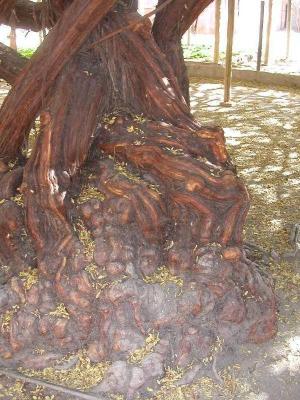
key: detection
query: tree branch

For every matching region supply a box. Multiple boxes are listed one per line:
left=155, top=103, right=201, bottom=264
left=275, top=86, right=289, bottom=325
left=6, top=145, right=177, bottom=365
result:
left=0, top=0, right=116, bottom=163
left=0, top=0, right=44, bottom=31
left=0, top=0, right=71, bottom=31
left=152, top=0, right=214, bottom=106
left=0, top=42, right=27, bottom=84
left=152, top=0, right=214, bottom=41
left=0, top=0, right=15, bottom=16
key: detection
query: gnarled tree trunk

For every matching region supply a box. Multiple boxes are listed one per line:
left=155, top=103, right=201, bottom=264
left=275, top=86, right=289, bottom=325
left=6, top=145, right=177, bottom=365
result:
left=0, top=1, right=276, bottom=398
left=152, top=0, right=214, bottom=104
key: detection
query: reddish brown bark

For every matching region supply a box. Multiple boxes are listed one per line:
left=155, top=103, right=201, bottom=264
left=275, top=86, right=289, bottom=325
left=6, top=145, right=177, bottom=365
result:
left=0, top=0, right=116, bottom=163
left=0, top=0, right=71, bottom=31
left=99, top=140, right=249, bottom=245
left=0, top=42, right=26, bottom=85
left=152, top=0, right=214, bottom=104
left=0, top=3, right=276, bottom=395
left=0, top=0, right=45, bottom=31
left=153, top=0, right=214, bottom=39
left=23, top=58, right=103, bottom=278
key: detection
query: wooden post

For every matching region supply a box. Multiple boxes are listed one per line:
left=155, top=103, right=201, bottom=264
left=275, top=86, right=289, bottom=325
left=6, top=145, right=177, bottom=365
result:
left=214, top=0, right=222, bottom=64
left=8, top=27, right=17, bottom=50
left=264, top=0, right=273, bottom=65
left=286, top=0, right=292, bottom=59
left=8, top=11, right=17, bottom=51
left=222, top=0, right=235, bottom=106
left=257, top=1, right=265, bottom=71
left=39, top=30, right=44, bottom=45
left=187, top=27, right=191, bottom=46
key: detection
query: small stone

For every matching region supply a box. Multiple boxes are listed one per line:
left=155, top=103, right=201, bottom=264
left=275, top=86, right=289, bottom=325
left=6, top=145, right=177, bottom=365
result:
left=113, top=328, right=145, bottom=353
left=177, top=364, right=201, bottom=386
left=155, top=339, right=169, bottom=355
left=187, top=327, right=198, bottom=335
left=0, top=288, right=8, bottom=308
left=26, top=286, right=39, bottom=305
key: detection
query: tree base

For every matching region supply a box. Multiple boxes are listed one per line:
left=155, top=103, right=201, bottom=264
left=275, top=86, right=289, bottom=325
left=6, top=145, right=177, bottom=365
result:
left=0, top=248, right=276, bottom=398
left=0, top=152, right=276, bottom=398
left=0, top=5, right=276, bottom=398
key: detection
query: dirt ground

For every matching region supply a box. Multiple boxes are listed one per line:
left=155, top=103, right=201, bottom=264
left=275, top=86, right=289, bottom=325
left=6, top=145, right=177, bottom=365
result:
left=0, top=80, right=299, bottom=399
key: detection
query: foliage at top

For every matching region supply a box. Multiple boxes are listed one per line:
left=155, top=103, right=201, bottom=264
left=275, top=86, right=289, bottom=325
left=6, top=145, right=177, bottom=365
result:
left=18, top=48, right=36, bottom=59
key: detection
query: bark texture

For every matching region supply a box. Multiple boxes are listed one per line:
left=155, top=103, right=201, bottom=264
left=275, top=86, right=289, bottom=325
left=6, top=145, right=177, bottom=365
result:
left=0, top=3, right=277, bottom=399
left=152, top=0, right=214, bottom=104
left=0, top=42, right=26, bottom=85
left=0, top=0, right=71, bottom=31
left=0, top=0, right=116, bottom=163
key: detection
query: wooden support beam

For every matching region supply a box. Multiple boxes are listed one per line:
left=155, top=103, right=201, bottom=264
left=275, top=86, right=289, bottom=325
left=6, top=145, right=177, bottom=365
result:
left=257, top=0, right=265, bottom=72
left=286, top=0, right=292, bottom=60
left=264, top=0, right=273, bottom=65
left=8, top=27, right=17, bottom=50
left=214, top=0, right=221, bottom=64
left=187, top=27, right=191, bottom=45
left=222, top=0, right=235, bottom=106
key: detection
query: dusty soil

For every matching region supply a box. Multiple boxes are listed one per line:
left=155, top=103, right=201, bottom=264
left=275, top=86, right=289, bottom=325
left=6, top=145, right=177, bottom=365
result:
left=0, top=79, right=299, bottom=399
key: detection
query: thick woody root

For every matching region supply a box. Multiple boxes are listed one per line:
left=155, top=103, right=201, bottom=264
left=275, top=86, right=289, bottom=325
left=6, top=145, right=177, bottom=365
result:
left=96, top=114, right=249, bottom=247
left=152, top=0, right=214, bottom=103
left=0, top=114, right=268, bottom=373
left=0, top=8, right=275, bottom=397
left=0, top=163, right=35, bottom=283
left=0, top=127, right=275, bottom=396
left=0, top=52, right=104, bottom=359
left=0, top=42, right=27, bottom=85
left=0, top=154, right=276, bottom=398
